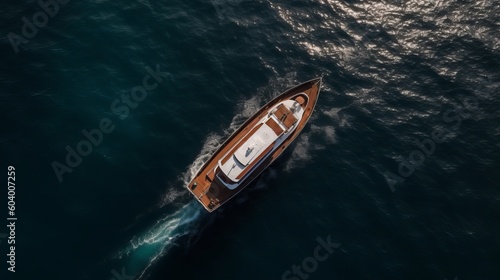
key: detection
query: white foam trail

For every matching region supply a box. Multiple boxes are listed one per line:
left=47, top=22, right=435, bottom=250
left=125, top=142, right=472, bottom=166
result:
left=111, top=132, right=225, bottom=279
left=284, top=107, right=348, bottom=172
left=132, top=201, right=202, bottom=280
left=111, top=99, right=265, bottom=279
left=114, top=202, right=200, bottom=252
left=129, top=203, right=200, bottom=250
left=180, top=93, right=266, bottom=187
left=160, top=132, right=235, bottom=209
left=158, top=187, right=186, bottom=207
left=285, top=132, right=314, bottom=172
left=181, top=133, right=225, bottom=186
left=113, top=77, right=320, bottom=279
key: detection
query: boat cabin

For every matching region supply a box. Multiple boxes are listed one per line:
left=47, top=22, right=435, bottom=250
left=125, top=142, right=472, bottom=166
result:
left=216, top=101, right=301, bottom=189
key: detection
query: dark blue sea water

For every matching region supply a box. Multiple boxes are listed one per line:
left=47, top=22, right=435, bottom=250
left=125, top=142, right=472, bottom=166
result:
left=1, top=0, right=499, bottom=280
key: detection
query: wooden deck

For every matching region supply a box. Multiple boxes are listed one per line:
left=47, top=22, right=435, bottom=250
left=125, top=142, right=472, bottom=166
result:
left=273, top=104, right=297, bottom=129
left=266, top=118, right=284, bottom=135
left=187, top=78, right=322, bottom=212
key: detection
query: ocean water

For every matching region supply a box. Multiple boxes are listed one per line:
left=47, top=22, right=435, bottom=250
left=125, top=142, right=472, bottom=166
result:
left=1, top=0, right=499, bottom=280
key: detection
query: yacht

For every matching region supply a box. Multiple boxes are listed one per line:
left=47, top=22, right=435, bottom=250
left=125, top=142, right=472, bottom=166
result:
left=187, top=78, right=322, bottom=212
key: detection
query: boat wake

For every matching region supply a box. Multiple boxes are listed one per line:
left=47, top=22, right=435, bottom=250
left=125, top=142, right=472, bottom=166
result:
left=285, top=107, right=349, bottom=172
left=116, top=201, right=202, bottom=280
left=180, top=133, right=225, bottom=188
left=111, top=135, right=225, bottom=279
left=110, top=108, right=256, bottom=279
left=110, top=79, right=322, bottom=279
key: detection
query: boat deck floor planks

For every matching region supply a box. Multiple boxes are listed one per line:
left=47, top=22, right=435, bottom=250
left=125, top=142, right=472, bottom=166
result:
left=266, top=118, right=284, bottom=135
left=273, top=104, right=297, bottom=129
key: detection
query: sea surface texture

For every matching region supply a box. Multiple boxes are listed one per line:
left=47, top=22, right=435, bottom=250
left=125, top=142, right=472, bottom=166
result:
left=1, top=0, right=499, bottom=280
